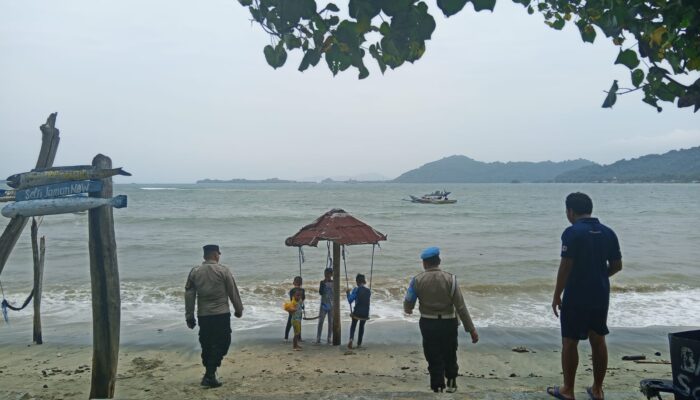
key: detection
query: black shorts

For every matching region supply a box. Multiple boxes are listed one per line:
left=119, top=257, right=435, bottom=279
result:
left=560, top=305, right=609, bottom=340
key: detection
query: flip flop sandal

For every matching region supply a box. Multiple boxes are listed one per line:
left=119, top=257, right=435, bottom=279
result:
left=586, top=386, right=604, bottom=400
left=547, top=386, right=575, bottom=400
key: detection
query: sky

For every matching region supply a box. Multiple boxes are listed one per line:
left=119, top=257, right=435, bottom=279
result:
left=1, top=1, right=698, bottom=183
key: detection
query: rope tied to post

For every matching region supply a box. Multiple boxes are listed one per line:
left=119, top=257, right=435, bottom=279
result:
left=0, top=280, right=35, bottom=323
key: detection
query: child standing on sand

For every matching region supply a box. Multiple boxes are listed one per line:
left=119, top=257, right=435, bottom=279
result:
left=284, top=276, right=305, bottom=341
left=289, top=290, right=304, bottom=350
left=316, top=268, right=334, bottom=344
left=347, top=273, right=371, bottom=349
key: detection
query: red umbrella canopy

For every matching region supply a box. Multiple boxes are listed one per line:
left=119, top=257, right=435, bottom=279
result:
left=285, top=208, right=387, bottom=247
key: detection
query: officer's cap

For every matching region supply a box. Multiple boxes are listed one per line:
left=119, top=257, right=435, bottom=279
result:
left=203, top=244, right=221, bottom=254
left=420, top=246, right=440, bottom=260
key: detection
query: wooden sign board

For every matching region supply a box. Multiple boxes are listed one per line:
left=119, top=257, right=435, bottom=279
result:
left=15, top=180, right=103, bottom=202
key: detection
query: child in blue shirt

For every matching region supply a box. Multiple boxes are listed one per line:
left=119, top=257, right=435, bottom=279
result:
left=347, top=273, right=371, bottom=349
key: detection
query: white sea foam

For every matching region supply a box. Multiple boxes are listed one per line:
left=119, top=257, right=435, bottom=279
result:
left=4, top=284, right=698, bottom=331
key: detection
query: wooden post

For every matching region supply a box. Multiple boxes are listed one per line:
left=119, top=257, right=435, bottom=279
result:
left=88, top=154, right=120, bottom=399
left=31, top=218, right=45, bottom=344
left=332, top=242, right=341, bottom=345
left=0, top=113, right=60, bottom=276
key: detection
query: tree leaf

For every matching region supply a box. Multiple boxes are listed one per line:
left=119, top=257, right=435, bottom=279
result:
left=381, top=0, right=413, bottom=17
left=551, top=17, right=565, bottom=30
left=323, top=3, right=340, bottom=12
left=264, top=43, right=287, bottom=69
left=349, top=0, right=381, bottom=20
left=614, top=49, right=640, bottom=69
left=284, top=34, right=302, bottom=50
left=298, top=48, right=321, bottom=71
left=238, top=0, right=252, bottom=6
left=369, top=44, right=387, bottom=73
left=437, top=0, right=468, bottom=17
left=602, top=80, right=618, bottom=108
left=650, top=27, right=667, bottom=46
left=631, top=69, right=644, bottom=87
left=471, top=0, right=496, bottom=12
left=358, top=64, right=369, bottom=79
left=580, top=24, right=596, bottom=43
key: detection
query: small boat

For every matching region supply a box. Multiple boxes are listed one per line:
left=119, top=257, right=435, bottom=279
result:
left=407, top=190, right=457, bottom=204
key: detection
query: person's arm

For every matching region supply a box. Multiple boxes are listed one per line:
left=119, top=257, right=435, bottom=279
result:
left=225, top=269, right=244, bottom=318
left=452, top=277, right=478, bottom=343
left=184, top=269, right=197, bottom=328
left=319, top=280, right=325, bottom=296
left=552, top=257, right=574, bottom=318
left=347, top=287, right=358, bottom=304
left=608, top=259, right=622, bottom=277
left=607, top=230, right=623, bottom=277
left=403, top=277, right=418, bottom=314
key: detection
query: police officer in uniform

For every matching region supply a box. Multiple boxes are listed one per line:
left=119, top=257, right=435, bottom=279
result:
left=404, top=247, right=479, bottom=393
left=185, top=244, right=244, bottom=388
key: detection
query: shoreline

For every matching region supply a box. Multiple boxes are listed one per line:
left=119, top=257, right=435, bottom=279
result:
left=1, top=317, right=690, bottom=347
left=0, top=322, right=689, bottom=399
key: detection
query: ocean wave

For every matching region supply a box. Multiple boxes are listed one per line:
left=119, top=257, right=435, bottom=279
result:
left=3, top=280, right=697, bottom=330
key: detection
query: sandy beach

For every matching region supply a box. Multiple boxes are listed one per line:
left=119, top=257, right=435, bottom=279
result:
left=0, top=322, right=680, bottom=399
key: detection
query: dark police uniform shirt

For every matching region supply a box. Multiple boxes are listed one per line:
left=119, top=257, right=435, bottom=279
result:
left=561, top=217, right=621, bottom=308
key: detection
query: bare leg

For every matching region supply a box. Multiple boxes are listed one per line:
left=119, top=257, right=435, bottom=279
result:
left=316, top=309, right=327, bottom=343
left=589, top=330, right=607, bottom=399
left=326, top=310, right=333, bottom=343
left=559, top=337, right=579, bottom=399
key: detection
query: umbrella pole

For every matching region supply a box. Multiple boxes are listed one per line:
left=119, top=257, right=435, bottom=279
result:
left=332, top=241, right=341, bottom=346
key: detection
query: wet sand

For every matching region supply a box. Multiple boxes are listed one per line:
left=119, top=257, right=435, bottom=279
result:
left=0, top=322, right=681, bottom=399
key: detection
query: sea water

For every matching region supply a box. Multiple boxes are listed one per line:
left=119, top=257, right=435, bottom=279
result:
left=1, top=183, right=698, bottom=337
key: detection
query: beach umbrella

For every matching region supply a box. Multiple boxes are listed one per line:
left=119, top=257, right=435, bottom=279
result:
left=285, top=208, right=386, bottom=345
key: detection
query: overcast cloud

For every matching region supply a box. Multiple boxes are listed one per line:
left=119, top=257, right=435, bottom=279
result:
left=1, top=1, right=698, bottom=183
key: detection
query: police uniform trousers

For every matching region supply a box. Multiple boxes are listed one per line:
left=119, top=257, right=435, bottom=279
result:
left=198, top=313, right=231, bottom=368
left=419, top=317, right=459, bottom=390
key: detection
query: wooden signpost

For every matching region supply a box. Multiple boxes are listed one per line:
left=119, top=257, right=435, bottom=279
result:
left=14, top=180, right=103, bottom=202
left=88, top=154, right=122, bottom=399
left=0, top=113, right=127, bottom=399
left=31, top=218, right=45, bottom=344
left=0, top=113, right=59, bottom=277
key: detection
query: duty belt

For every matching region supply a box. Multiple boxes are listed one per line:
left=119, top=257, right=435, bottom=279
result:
left=421, top=312, right=456, bottom=319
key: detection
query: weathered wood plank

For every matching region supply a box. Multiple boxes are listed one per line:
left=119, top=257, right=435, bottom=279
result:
left=88, top=154, right=121, bottom=399
left=0, top=113, right=60, bottom=277
left=2, top=195, right=127, bottom=218
left=15, top=180, right=103, bottom=201
left=31, top=218, right=45, bottom=344
left=38, top=113, right=60, bottom=168
left=332, top=242, right=341, bottom=345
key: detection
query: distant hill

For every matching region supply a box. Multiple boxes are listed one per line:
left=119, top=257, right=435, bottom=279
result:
left=555, top=146, right=700, bottom=183
left=393, top=155, right=596, bottom=183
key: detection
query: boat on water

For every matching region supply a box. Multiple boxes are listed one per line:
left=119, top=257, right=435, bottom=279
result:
left=407, top=190, right=457, bottom=204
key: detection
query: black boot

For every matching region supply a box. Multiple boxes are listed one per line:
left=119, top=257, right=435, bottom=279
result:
left=201, top=366, right=222, bottom=388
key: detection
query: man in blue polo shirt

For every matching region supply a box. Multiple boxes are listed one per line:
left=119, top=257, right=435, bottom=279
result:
left=547, top=193, right=622, bottom=400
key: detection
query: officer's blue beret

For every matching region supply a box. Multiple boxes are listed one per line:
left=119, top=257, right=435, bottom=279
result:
left=420, top=246, right=440, bottom=260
